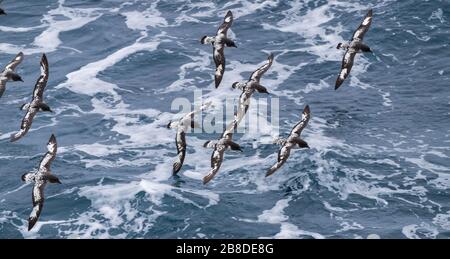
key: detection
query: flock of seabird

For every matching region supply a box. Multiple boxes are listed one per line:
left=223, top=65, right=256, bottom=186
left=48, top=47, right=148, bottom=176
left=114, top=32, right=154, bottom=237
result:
left=0, top=7, right=373, bottom=231
left=1, top=52, right=56, bottom=231
left=172, top=9, right=373, bottom=184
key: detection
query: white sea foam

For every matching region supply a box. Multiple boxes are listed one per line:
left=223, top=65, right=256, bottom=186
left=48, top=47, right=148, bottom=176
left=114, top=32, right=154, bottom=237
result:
left=257, top=197, right=324, bottom=239
left=0, top=0, right=104, bottom=54
left=402, top=223, right=438, bottom=239
left=123, top=1, right=168, bottom=30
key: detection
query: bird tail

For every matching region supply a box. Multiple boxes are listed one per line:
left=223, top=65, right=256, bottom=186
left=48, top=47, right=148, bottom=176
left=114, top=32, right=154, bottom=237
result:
left=46, top=175, right=61, bottom=184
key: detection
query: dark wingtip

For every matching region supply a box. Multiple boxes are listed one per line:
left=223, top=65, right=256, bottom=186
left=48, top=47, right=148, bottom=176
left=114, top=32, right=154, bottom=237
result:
left=268, top=53, right=274, bottom=60
left=167, top=121, right=172, bottom=129
left=203, top=140, right=210, bottom=148
left=173, top=164, right=181, bottom=176
left=335, top=78, right=343, bottom=90
left=41, top=53, right=48, bottom=67
left=10, top=133, right=18, bottom=142
left=28, top=220, right=36, bottom=231
left=21, top=173, right=26, bottom=182
left=337, top=43, right=342, bottom=49
left=49, top=134, right=56, bottom=143
left=203, top=176, right=211, bottom=185
left=304, top=105, right=310, bottom=114
left=231, top=82, right=239, bottom=89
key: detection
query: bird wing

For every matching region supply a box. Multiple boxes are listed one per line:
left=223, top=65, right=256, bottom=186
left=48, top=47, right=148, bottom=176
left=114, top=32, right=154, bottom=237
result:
left=217, top=10, right=233, bottom=37
left=352, top=9, right=373, bottom=41
left=0, top=79, right=6, bottom=98
left=32, top=54, right=49, bottom=100
left=289, top=105, right=311, bottom=137
left=203, top=140, right=217, bottom=149
left=10, top=106, right=38, bottom=142
left=173, top=131, right=186, bottom=175
left=5, top=52, right=24, bottom=71
left=335, top=49, right=357, bottom=90
left=203, top=147, right=224, bottom=184
left=266, top=145, right=290, bottom=177
left=249, top=53, right=274, bottom=82
left=39, top=134, right=57, bottom=171
left=28, top=182, right=45, bottom=231
left=213, top=46, right=225, bottom=88
left=182, top=101, right=212, bottom=126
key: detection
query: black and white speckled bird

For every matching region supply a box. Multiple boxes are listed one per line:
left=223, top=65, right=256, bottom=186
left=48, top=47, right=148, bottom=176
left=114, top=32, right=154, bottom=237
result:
left=202, top=115, right=242, bottom=184
left=335, top=9, right=373, bottom=90
left=10, top=54, right=53, bottom=142
left=0, top=52, right=24, bottom=98
left=266, top=105, right=311, bottom=177
left=201, top=10, right=237, bottom=88
left=232, top=53, right=273, bottom=123
left=21, top=134, right=61, bottom=231
left=167, top=101, right=212, bottom=175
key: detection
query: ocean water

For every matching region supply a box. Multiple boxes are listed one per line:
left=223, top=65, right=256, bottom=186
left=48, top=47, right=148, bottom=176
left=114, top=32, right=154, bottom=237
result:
left=0, top=0, right=449, bottom=239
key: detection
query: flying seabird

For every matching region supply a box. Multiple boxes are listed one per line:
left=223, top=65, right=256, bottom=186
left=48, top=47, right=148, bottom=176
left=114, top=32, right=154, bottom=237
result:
left=335, top=9, right=373, bottom=90
left=266, top=105, right=311, bottom=177
left=0, top=0, right=6, bottom=15
left=203, top=115, right=242, bottom=184
left=201, top=10, right=237, bottom=88
left=0, top=52, right=24, bottom=98
left=21, top=134, right=61, bottom=231
left=167, top=101, right=212, bottom=175
left=10, top=54, right=53, bottom=142
left=232, top=53, right=273, bottom=123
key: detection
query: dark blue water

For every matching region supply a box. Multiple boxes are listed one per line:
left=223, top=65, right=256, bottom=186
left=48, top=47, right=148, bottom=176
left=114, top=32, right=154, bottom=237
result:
left=0, top=0, right=449, bottom=239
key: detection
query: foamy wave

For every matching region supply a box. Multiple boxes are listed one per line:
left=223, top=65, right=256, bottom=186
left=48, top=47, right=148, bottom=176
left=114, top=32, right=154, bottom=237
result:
left=0, top=0, right=105, bottom=54
left=257, top=198, right=324, bottom=239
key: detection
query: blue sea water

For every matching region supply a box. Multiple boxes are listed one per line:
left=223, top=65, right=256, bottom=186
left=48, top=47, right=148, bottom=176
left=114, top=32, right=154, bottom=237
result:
left=0, top=0, right=449, bottom=239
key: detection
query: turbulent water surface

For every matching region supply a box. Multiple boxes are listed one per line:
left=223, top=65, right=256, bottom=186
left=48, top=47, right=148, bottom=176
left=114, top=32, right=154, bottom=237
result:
left=0, top=0, right=449, bottom=239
